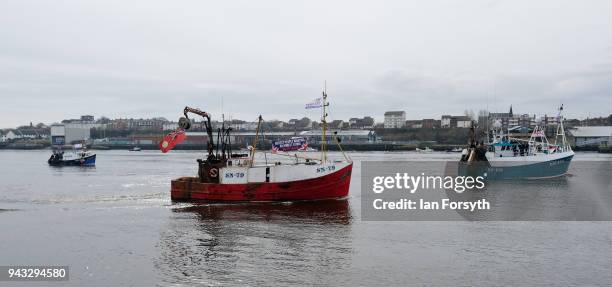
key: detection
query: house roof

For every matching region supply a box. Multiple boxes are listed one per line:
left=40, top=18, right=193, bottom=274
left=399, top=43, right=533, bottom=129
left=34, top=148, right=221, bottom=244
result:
left=384, top=111, right=405, bottom=116
left=451, top=116, right=472, bottom=121
left=570, top=126, right=612, bottom=137
left=489, top=112, right=511, bottom=118
left=12, top=129, right=45, bottom=136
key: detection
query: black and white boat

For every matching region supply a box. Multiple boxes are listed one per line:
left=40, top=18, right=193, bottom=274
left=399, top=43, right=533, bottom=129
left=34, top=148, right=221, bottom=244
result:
left=48, top=144, right=96, bottom=166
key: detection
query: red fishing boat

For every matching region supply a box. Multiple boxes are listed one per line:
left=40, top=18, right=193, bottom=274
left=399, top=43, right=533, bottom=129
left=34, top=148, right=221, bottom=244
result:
left=163, top=91, right=353, bottom=202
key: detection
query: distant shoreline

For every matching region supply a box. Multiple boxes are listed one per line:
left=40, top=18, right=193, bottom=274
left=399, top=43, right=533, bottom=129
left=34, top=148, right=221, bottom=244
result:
left=0, top=143, right=606, bottom=152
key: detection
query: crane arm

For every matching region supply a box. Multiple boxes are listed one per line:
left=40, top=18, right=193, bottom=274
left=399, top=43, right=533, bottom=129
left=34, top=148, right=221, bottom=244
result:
left=182, top=106, right=214, bottom=158
left=183, top=106, right=211, bottom=120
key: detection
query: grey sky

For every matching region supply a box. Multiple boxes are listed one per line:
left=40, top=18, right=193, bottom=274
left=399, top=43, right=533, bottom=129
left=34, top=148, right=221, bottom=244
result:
left=1, top=0, right=611, bottom=128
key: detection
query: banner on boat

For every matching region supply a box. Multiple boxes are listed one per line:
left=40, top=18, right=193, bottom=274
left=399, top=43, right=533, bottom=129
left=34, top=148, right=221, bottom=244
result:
left=305, top=97, right=323, bottom=109
left=272, top=137, right=308, bottom=153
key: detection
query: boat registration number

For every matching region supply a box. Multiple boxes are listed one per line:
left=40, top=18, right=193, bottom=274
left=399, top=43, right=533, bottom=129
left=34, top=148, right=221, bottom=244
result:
left=224, top=172, right=245, bottom=178
left=316, top=165, right=336, bottom=173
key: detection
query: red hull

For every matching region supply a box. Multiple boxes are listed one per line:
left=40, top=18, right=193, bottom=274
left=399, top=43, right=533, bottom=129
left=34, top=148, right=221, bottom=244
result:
left=171, top=163, right=353, bottom=201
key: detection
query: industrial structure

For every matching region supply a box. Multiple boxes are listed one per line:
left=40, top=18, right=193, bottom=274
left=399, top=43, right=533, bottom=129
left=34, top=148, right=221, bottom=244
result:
left=570, top=126, right=612, bottom=147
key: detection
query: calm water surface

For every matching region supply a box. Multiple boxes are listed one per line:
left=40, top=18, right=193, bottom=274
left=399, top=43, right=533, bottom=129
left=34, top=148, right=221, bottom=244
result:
left=1, top=150, right=611, bottom=286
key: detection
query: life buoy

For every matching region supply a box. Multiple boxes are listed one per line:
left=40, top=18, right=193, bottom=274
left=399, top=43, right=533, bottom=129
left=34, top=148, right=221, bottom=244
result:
left=209, top=168, right=218, bottom=178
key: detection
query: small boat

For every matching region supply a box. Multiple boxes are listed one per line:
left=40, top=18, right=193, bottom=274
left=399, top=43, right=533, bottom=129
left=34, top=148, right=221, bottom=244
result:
left=163, top=91, right=353, bottom=202
left=450, top=147, right=463, bottom=152
left=129, top=146, right=142, bottom=151
left=416, top=147, right=433, bottom=153
left=460, top=105, right=573, bottom=179
left=48, top=144, right=96, bottom=166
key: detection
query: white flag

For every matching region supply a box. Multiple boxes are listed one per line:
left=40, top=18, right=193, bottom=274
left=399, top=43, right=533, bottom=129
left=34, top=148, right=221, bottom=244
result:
left=305, top=97, right=323, bottom=109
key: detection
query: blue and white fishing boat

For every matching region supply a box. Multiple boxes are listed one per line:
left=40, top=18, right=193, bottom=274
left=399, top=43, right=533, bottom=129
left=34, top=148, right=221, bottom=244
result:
left=461, top=105, right=573, bottom=179
left=48, top=144, right=96, bottom=166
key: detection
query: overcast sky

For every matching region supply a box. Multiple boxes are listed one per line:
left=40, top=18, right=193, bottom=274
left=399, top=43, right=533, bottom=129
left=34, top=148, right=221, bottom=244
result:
left=1, top=0, right=611, bottom=128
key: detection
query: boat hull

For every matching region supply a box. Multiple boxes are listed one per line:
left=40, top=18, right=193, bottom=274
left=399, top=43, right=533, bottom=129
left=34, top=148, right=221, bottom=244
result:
left=171, top=163, right=353, bottom=201
left=460, top=154, right=573, bottom=179
left=48, top=154, right=96, bottom=166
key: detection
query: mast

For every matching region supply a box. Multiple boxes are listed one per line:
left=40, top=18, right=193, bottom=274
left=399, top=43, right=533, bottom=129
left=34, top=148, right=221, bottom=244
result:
left=250, top=115, right=263, bottom=167
left=554, top=104, right=569, bottom=151
left=321, top=89, right=329, bottom=163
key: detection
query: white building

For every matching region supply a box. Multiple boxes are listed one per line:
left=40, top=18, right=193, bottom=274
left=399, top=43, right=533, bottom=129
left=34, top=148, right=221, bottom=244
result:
left=539, top=115, right=560, bottom=127
left=51, top=123, right=92, bottom=145
left=456, top=116, right=472, bottom=128
left=570, top=126, right=612, bottom=147
left=230, top=121, right=260, bottom=131
left=4, top=130, right=25, bottom=140
left=163, top=122, right=179, bottom=131
left=441, top=115, right=471, bottom=128
left=4, top=130, right=19, bottom=140
left=1, top=129, right=48, bottom=141
left=441, top=115, right=451, bottom=128
left=384, top=111, right=406, bottom=128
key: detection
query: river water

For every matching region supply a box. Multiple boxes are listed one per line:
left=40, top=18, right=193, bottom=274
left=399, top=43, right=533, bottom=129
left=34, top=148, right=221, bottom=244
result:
left=1, top=150, right=611, bottom=286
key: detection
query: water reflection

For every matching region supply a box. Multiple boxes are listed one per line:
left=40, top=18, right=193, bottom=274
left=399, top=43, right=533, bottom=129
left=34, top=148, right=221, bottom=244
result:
left=445, top=160, right=612, bottom=220
left=175, top=199, right=352, bottom=224
left=48, top=165, right=97, bottom=174
left=155, top=200, right=353, bottom=286
left=446, top=177, right=572, bottom=220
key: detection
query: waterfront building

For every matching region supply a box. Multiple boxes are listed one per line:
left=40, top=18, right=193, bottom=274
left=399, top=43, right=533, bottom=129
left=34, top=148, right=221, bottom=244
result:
left=330, top=120, right=345, bottom=129
left=51, top=123, right=92, bottom=145
left=441, top=115, right=471, bottom=128
left=404, top=119, right=440, bottom=129
left=455, top=116, right=472, bottom=128
left=348, top=117, right=375, bottom=129
left=570, top=126, right=612, bottom=147
left=299, top=130, right=377, bottom=144
left=480, top=106, right=536, bottom=130
left=384, top=111, right=406, bottom=128
left=162, top=122, right=179, bottom=131
left=421, top=119, right=439, bottom=129
left=80, top=115, right=95, bottom=123
left=405, top=120, right=422, bottom=128
left=441, top=115, right=451, bottom=128
left=3, top=130, right=20, bottom=141
left=3, top=129, right=48, bottom=141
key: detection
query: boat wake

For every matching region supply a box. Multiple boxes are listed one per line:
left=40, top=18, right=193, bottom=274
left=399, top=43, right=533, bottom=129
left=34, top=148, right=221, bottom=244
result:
left=0, top=192, right=169, bottom=205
